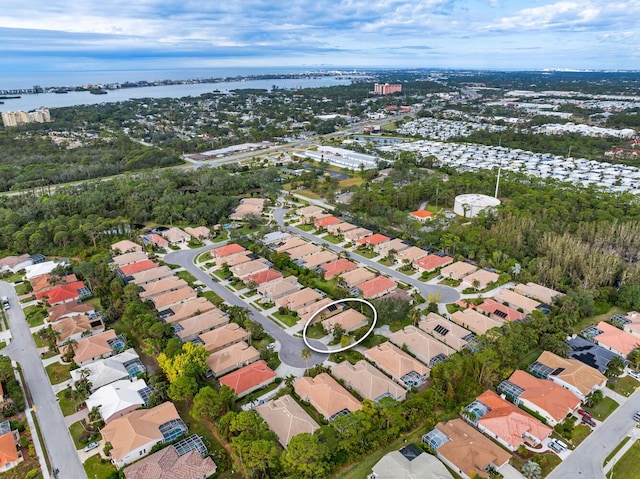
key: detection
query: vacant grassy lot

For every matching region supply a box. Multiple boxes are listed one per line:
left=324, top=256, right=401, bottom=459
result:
left=23, top=304, right=47, bottom=327
left=609, top=375, right=640, bottom=397
left=607, top=439, right=640, bottom=479
left=585, top=396, right=619, bottom=421
left=271, top=312, right=298, bottom=327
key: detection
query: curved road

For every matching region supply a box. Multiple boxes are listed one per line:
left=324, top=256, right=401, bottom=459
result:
left=163, top=246, right=328, bottom=369
left=1, top=281, right=87, bottom=479
left=273, top=207, right=460, bottom=304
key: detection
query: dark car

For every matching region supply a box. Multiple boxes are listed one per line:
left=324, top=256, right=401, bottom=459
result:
left=578, top=408, right=593, bottom=419
left=582, top=416, right=596, bottom=427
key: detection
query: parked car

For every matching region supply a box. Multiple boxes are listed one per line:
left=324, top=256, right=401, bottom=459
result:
left=628, top=370, right=640, bottom=380
left=578, top=408, right=593, bottom=419
left=582, top=416, right=596, bottom=427
left=83, top=442, right=99, bottom=452
left=554, top=439, right=569, bottom=450
left=633, top=412, right=640, bottom=422
left=549, top=440, right=564, bottom=453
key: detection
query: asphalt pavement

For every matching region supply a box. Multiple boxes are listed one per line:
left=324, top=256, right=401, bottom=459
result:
left=0, top=281, right=87, bottom=479
left=163, top=246, right=328, bottom=368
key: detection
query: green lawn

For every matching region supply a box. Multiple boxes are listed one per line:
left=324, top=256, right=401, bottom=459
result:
left=585, top=396, right=619, bottom=421
left=608, top=375, right=640, bottom=397
left=23, top=305, right=47, bottom=327
left=571, top=424, right=592, bottom=447
left=14, top=282, right=32, bottom=295
left=322, top=234, right=344, bottom=244
left=606, top=439, right=640, bottom=479
left=297, top=223, right=314, bottom=232
left=45, top=361, right=73, bottom=384
left=197, top=251, right=213, bottom=263
left=305, top=323, right=328, bottom=339
left=238, top=381, right=281, bottom=406
left=329, top=349, right=364, bottom=365
left=354, top=248, right=378, bottom=259
left=378, top=258, right=394, bottom=266
left=573, top=306, right=625, bottom=335
left=69, top=420, right=101, bottom=449
left=199, top=290, right=224, bottom=307
left=517, top=348, right=543, bottom=370
left=271, top=312, right=298, bottom=327
left=83, top=455, right=118, bottom=479
left=32, top=331, right=49, bottom=348
left=213, top=269, right=232, bottom=280
left=510, top=453, right=562, bottom=479
left=604, top=436, right=632, bottom=468
left=83, top=296, right=103, bottom=310
left=176, top=270, right=198, bottom=287
left=56, top=389, right=83, bottom=416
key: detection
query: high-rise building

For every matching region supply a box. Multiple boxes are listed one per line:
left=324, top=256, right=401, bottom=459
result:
left=1, top=108, right=51, bottom=127
left=374, top=83, right=402, bottom=95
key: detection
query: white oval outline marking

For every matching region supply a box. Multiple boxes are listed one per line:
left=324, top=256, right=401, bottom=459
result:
left=302, top=298, right=377, bottom=354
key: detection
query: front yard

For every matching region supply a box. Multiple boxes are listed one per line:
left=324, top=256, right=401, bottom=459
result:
left=271, top=312, right=298, bottom=328
left=606, top=439, right=640, bottom=479
left=608, top=375, right=640, bottom=397
left=83, top=455, right=117, bottom=479
left=584, top=396, right=619, bottom=421
left=56, top=389, right=84, bottom=416
left=23, top=305, right=47, bottom=327
left=45, top=361, right=73, bottom=384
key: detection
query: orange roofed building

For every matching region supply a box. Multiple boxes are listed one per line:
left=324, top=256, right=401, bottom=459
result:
left=413, top=254, right=453, bottom=273
left=409, top=210, right=434, bottom=222
left=211, top=243, right=245, bottom=258
left=0, top=427, right=22, bottom=472
left=320, top=259, right=357, bottom=280
left=219, top=360, right=276, bottom=397
left=356, top=276, right=397, bottom=299
left=467, top=390, right=552, bottom=451
left=294, top=373, right=362, bottom=421
left=356, top=233, right=389, bottom=247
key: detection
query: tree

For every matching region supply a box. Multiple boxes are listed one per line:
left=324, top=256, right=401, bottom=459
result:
left=605, top=356, right=625, bottom=378
left=168, top=375, right=199, bottom=402
left=62, top=338, right=78, bottom=362
left=191, top=386, right=236, bottom=422
left=281, top=433, right=329, bottom=479
left=157, top=342, right=209, bottom=383
left=301, top=348, right=312, bottom=370
left=628, top=347, right=640, bottom=369
left=521, top=460, right=542, bottom=479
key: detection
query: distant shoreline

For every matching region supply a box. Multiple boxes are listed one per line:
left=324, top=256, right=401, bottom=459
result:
left=0, top=70, right=369, bottom=96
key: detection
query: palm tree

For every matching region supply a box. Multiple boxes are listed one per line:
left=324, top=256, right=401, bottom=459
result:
left=301, top=348, right=312, bottom=370
left=521, top=460, right=542, bottom=479
left=63, top=338, right=78, bottom=358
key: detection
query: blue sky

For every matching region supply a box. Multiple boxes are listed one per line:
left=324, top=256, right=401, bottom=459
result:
left=0, top=0, right=638, bottom=72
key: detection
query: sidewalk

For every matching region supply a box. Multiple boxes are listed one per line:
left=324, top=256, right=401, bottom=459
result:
left=603, top=427, right=640, bottom=474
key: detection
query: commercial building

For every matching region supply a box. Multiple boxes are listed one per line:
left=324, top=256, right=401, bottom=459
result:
left=373, top=83, right=402, bottom=95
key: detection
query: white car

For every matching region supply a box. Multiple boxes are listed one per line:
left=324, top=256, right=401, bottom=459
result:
left=628, top=370, right=640, bottom=380
left=83, top=441, right=99, bottom=452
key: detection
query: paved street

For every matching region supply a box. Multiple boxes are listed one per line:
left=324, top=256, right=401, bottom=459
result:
left=273, top=207, right=461, bottom=303
left=547, top=387, right=640, bottom=479
left=0, top=281, right=87, bottom=479
left=163, top=246, right=329, bottom=368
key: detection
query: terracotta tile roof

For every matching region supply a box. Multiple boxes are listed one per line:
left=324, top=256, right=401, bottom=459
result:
left=274, top=237, right=308, bottom=253
left=0, top=253, right=29, bottom=269
left=141, top=233, right=168, bottom=246
left=357, top=276, right=397, bottom=299
left=508, top=370, right=580, bottom=423
left=111, top=240, right=142, bottom=253
left=211, top=243, right=245, bottom=258
left=257, top=276, right=300, bottom=300
left=53, top=314, right=103, bottom=343
left=217, top=251, right=252, bottom=267
left=593, top=321, right=640, bottom=356
left=356, top=233, right=390, bottom=246
left=322, top=309, right=368, bottom=333
left=294, top=373, right=362, bottom=420
left=536, top=351, right=607, bottom=397
left=450, top=309, right=503, bottom=336
left=339, top=267, right=376, bottom=287
left=389, top=326, right=455, bottom=366
left=314, top=216, right=341, bottom=228
left=130, top=266, right=174, bottom=285
left=320, top=259, right=357, bottom=280
left=463, top=269, right=500, bottom=289
left=229, top=203, right=264, bottom=220
left=514, top=282, right=563, bottom=304
left=35, top=280, right=86, bottom=304
left=48, top=302, right=94, bottom=323
left=412, top=254, right=453, bottom=272
left=139, top=277, right=189, bottom=299
left=219, top=360, right=276, bottom=397
left=163, top=297, right=216, bottom=324
left=256, top=394, right=319, bottom=447
left=120, top=260, right=158, bottom=276
left=205, top=342, right=260, bottom=377
left=0, top=431, right=19, bottom=469
left=297, top=205, right=324, bottom=216
left=73, top=329, right=117, bottom=364
left=364, top=342, right=430, bottom=381
left=285, top=243, right=323, bottom=260
left=493, top=289, right=541, bottom=313
left=343, top=227, right=372, bottom=241
left=184, top=226, right=211, bottom=239
left=300, top=251, right=338, bottom=269
left=332, top=360, right=406, bottom=402
left=101, top=402, right=181, bottom=464
left=435, top=419, right=511, bottom=478
left=111, top=251, right=149, bottom=266
left=199, top=323, right=249, bottom=353
left=275, top=288, right=323, bottom=312
left=162, top=227, right=190, bottom=243
left=175, top=309, right=228, bottom=341
left=375, top=238, right=409, bottom=257
left=440, top=261, right=478, bottom=280
left=478, top=299, right=527, bottom=322
left=475, top=390, right=552, bottom=449
left=395, top=246, right=429, bottom=263
left=30, top=273, right=79, bottom=295
left=418, top=313, right=474, bottom=351
left=297, top=298, right=343, bottom=324
left=230, top=259, right=269, bottom=279
left=123, top=446, right=217, bottom=479
left=151, top=287, right=198, bottom=310
left=245, top=269, right=283, bottom=285
left=326, top=222, right=357, bottom=234
left=410, top=210, right=434, bottom=219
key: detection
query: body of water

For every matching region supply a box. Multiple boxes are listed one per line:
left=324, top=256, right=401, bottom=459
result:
left=0, top=67, right=358, bottom=112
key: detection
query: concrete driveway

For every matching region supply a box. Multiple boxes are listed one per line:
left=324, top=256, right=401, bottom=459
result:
left=0, top=281, right=87, bottom=479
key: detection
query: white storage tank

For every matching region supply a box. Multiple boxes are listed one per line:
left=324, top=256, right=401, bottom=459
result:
left=453, top=194, right=501, bottom=218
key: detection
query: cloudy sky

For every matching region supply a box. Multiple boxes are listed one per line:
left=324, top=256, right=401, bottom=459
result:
left=1, top=0, right=638, bottom=72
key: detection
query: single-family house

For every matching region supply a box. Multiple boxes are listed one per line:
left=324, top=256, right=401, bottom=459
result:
left=257, top=277, right=300, bottom=302
left=245, top=269, right=283, bottom=286
left=462, top=269, right=499, bottom=290
left=297, top=205, right=324, bottom=218
left=211, top=243, right=245, bottom=259
left=440, top=261, right=478, bottom=280
left=0, top=423, right=22, bottom=472
left=395, top=246, right=429, bottom=264
left=567, top=336, right=620, bottom=374
left=300, top=250, right=338, bottom=269
left=85, top=379, right=149, bottom=424
left=423, top=419, right=511, bottom=479
left=477, top=299, right=527, bottom=322
left=294, top=373, right=362, bottom=421
left=119, top=260, right=157, bottom=278
left=339, top=268, right=376, bottom=288
left=356, top=233, right=390, bottom=248
left=369, top=448, right=453, bottom=479
left=71, top=349, right=145, bottom=392
left=199, top=323, right=250, bottom=353
left=374, top=238, right=409, bottom=257
left=111, top=251, right=149, bottom=267
left=217, top=251, right=253, bottom=267
left=140, top=233, right=168, bottom=248
left=514, top=282, right=563, bottom=305
left=36, top=281, right=89, bottom=306
left=123, top=438, right=217, bottom=479
left=390, top=326, right=455, bottom=368
left=326, top=222, right=357, bottom=235
left=298, top=298, right=343, bottom=325
left=343, top=227, right=372, bottom=242
left=30, top=273, right=79, bottom=296
left=300, top=212, right=331, bottom=225
left=25, top=259, right=70, bottom=280
left=618, top=311, right=640, bottom=339
left=465, top=390, right=552, bottom=451
left=332, top=360, right=406, bottom=402
left=151, top=287, right=198, bottom=311
left=229, top=198, right=265, bottom=220
left=314, top=216, right=342, bottom=229
left=230, top=259, right=270, bottom=280
left=357, top=276, right=397, bottom=299
left=275, top=288, right=323, bottom=312
left=364, top=342, right=430, bottom=389
left=261, top=231, right=291, bottom=245
left=53, top=314, right=104, bottom=345
left=320, top=259, right=357, bottom=280
left=161, top=297, right=216, bottom=324
left=530, top=351, right=607, bottom=401
left=322, top=309, right=368, bottom=333
left=47, top=302, right=94, bottom=323
left=219, top=360, right=277, bottom=397
left=418, top=313, right=474, bottom=351
left=493, top=289, right=541, bottom=314
left=0, top=254, right=32, bottom=274
left=174, top=308, right=229, bottom=342
left=205, top=342, right=260, bottom=377
left=184, top=226, right=211, bottom=240
left=588, top=321, right=640, bottom=357
left=129, top=266, right=174, bottom=286
left=139, top=277, right=189, bottom=300
left=499, top=370, right=580, bottom=426
left=273, top=237, right=307, bottom=253
left=256, top=395, right=320, bottom=447
left=111, top=240, right=142, bottom=254
left=285, top=243, right=323, bottom=260
left=409, top=210, right=434, bottom=223
left=73, top=330, right=123, bottom=366
left=450, top=309, right=503, bottom=336
left=101, top=402, right=187, bottom=468
left=413, top=255, right=453, bottom=273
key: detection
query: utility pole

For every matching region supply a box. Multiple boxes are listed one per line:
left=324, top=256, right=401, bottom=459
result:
left=494, top=166, right=501, bottom=199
